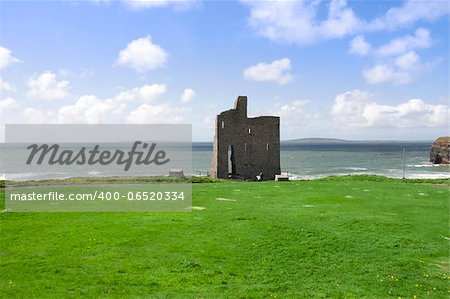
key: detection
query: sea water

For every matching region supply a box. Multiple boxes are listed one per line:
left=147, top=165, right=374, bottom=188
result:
left=1, top=141, right=449, bottom=180
left=193, top=141, right=449, bottom=180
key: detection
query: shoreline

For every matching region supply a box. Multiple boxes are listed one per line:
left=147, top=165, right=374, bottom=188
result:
left=0, top=174, right=448, bottom=188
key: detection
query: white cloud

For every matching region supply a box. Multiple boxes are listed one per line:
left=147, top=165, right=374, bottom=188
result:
left=367, top=0, right=449, bottom=31
left=244, top=0, right=448, bottom=46
left=115, top=83, right=167, bottom=102
left=27, top=71, right=70, bottom=100
left=202, top=115, right=215, bottom=128
left=331, top=89, right=449, bottom=128
left=280, top=99, right=310, bottom=110
left=0, top=78, right=16, bottom=92
left=126, top=0, right=170, bottom=8
left=58, top=68, right=95, bottom=79
left=57, top=95, right=125, bottom=124
left=125, top=103, right=187, bottom=124
left=349, top=35, right=371, bottom=56
left=0, top=97, right=18, bottom=111
left=122, top=0, right=197, bottom=10
left=2, top=81, right=186, bottom=126
left=350, top=28, right=435, bottom=85
left=243, top=58, right=293, bottom=85
left=321, top=0, right=362, bottom=39
left=278, top=100, right=310, bottom=121
left=22, top=108, right=55, bottom=124
left=245, top=0, right=362, bottom=45
left=331, top=90, right=373, bottom=126
left=116, top=35, right=168, bottom=72
left=363, top=64, right=408, bottom=85
left=181, top=88, right=196, bottom=103
left=363, top=51, right=430, bottom=85
left=0, top=98, right=19, bottom=124
left=0, top=46, right=20, bottom=69
left=394, top=51, right=419, bottom=70
left=91, top=0, right=111, bottom=5
left=375, top=28, right=432, bottom=57
left=256, top=99, right=328, bottom=139
left=20, top=83, right=170, bottom=124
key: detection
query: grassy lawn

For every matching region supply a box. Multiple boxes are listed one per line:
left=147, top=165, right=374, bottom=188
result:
left=1, top=177, right=449, bottom=298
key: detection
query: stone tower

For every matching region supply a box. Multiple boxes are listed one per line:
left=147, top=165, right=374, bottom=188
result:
left=210, top=96, right=280, bottom=180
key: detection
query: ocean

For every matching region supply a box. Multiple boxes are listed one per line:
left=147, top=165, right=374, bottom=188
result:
left=1, top=141, right=449, bottom=180
left=193, top=141, right=449, bottom=180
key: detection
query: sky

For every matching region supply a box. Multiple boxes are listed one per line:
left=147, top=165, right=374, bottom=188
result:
left=0, top=0, right=448, bottom=141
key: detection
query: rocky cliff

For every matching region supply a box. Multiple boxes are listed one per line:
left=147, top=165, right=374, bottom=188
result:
left=430, top=137, right=450, bottom=164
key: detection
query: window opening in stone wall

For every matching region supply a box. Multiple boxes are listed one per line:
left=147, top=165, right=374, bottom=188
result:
left=228, top=144, right=235, bottom=175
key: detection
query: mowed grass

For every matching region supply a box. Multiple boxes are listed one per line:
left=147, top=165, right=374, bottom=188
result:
left=1, top=177, right=449, bottom=298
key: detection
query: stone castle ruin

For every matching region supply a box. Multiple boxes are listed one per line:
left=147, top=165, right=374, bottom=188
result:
left=210, top=96, right=280, bottom=180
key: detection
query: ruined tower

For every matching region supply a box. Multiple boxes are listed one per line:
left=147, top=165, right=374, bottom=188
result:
left=210, top=96, right=280, bottom=180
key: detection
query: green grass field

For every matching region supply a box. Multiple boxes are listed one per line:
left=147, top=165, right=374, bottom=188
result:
left=1, top=176, right=449, bottom=298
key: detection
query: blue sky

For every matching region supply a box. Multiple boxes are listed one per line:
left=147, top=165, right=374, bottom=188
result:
left=0, top=0, right=448, bottom=141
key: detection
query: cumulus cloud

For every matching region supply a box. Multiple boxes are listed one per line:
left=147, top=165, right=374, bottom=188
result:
left=349, top=28, right=432, bottom=57
left=181, top=88, right=196, bottom=103
left=280, top=99, right=310, bottom=110
left=367, top=0, right=449, bottom=31
left=0, top=46, right=20, bottom=69
left=0, top=98, right=19, bottom=125
left=0, top=99, right=52, bottom=129
left=363, top=51, right=431, bottom=85
left=58, top=68, right=95, bottom=79
left=244, top=0, right=447, bottom=46
left=116, top=35, right=168, bottom=72
left=245, top=0, right=362, bottom=45
left=351, top=29, right=435, bottom=85
left=278, top=100, right=310, bottom=123
left=125, top=103, right=187, bottom=124
left=20, top=81, right=181, bottom=125
left=115, top=83, right=167, bottom=102
left=243, top=58, right=293, bottom=85
left=375, top=28, right=432, bottom=57
left=27, top=71, right=70, bottom=100
left=56, top=95, right=125, bottom=124
left=331, top=89, right=448, bottom=128
left=363, top=64, right=404, bottom=85
left=0, top=97, right=18, bottom=111
left=22, top=108, right=55, bottom=124
left=122, top=0, right=197, bottom=10
left=202, top=115, right=215, bottom=128
left=0, top=77, right=16, bottom=92
left=349, top=35, right=371, bottom=56
left=1, top=81, right=184, bottom=126
left=394, top=51, right=420, bottom=70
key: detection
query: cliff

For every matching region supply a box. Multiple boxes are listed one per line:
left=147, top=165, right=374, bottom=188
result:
left=430, top=137, right=450, bottom=164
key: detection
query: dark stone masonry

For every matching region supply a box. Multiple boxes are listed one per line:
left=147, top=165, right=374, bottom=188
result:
left=210, top=96, right=281, bottom=180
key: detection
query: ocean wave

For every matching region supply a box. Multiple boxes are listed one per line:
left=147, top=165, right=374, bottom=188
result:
left=406, top=173, right=450, bottom=179
left=88, top=170, right=104, bottom=175
left=3, top=172, right=71, bottom=181
left=342, top=167, right=368, bottom=171
left=407, top=164, right=435, bottom=168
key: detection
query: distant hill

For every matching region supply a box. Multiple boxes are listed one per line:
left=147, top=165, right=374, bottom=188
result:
left=283, top=138, right=350, bottom=144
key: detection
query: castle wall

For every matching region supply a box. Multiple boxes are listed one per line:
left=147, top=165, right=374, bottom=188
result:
left=211, top=96, right=280, bottom=180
